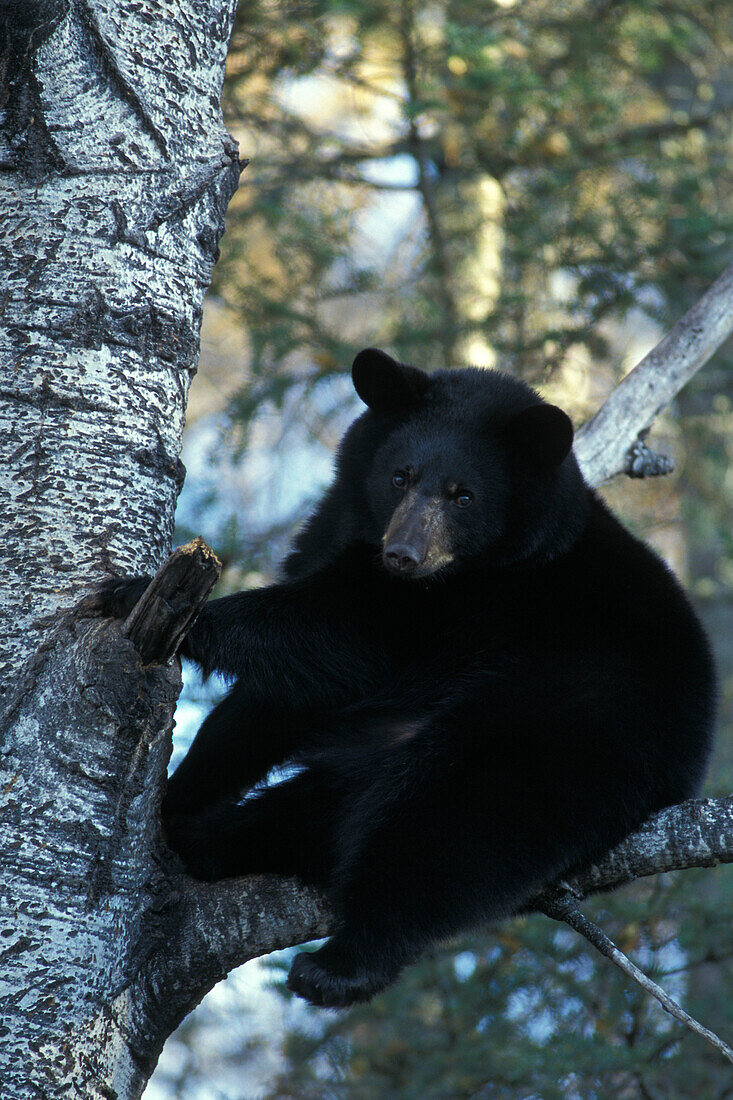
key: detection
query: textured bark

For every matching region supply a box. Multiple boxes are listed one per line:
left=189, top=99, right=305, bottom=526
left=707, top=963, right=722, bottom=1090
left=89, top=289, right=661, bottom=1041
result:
left=0, top=0, right=242, bottom=1093
left=0, top=614, right=181, bottom=1096
left=0, top=541, right=329, bottom=1096
left=545, top=796, right=733, bottom=901
left=1, top=1, right=732, bottom=1092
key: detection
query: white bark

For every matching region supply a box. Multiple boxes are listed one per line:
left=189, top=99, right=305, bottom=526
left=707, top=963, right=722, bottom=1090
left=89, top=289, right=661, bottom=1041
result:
left=0, top=617, right=180, bottom=1096
left=0, top=543, right=327, bottom=1096
left=0, top=0, right=240, bottom=686
left=0, top=1, right=241, bottom=1093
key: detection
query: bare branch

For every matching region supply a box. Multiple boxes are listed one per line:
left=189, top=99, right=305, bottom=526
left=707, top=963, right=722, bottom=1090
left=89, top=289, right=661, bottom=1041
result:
left=539, top=886, right=733, bottom=1065
left=562, top=796, right=733, bottom=899
left=574, top=261, right=733, bottom=486
left=137, top=873, right=331, bottom=1046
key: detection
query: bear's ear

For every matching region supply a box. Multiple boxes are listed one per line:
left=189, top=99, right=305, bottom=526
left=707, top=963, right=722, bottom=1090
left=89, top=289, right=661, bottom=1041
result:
left=352, top=348, right=429, bottom=413
left=505, top=403, right=574, bottom=469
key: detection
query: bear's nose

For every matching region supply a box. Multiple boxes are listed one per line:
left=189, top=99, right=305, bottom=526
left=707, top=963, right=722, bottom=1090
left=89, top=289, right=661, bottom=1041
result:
left=384, top=543, right=421, bottom=575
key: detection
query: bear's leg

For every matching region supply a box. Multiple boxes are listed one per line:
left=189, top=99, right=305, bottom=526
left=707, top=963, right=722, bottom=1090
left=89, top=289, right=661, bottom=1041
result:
left=287, top=924, right=414, bottom=1008
left=166, top=766, right=340, bottom=887
left=164, top=688, right=316, bottom=816
left=286, top=761, right=479, bottom=1007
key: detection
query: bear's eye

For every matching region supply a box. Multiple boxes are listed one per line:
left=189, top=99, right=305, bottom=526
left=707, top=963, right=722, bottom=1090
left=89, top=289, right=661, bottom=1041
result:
left=454, top=490, right=473, bottom=508
left=392, top=470, right=408, bottom=489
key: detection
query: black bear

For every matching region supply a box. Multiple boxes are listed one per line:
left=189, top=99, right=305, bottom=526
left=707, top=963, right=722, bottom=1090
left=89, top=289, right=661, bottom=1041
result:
left=99, top=349, right=716, bottom=1008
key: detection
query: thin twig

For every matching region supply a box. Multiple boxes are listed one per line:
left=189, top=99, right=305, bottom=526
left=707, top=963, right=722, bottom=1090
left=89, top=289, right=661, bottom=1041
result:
left=539, top=887, right=733, bottom=1065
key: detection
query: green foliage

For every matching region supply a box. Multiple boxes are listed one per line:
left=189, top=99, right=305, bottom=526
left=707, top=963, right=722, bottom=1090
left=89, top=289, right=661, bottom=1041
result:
left=218, top=0, right=733, bottom=389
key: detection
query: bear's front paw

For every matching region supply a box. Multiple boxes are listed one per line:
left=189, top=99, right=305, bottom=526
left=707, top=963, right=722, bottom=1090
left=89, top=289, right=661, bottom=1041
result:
left=81, top=575, right=152, bottom=620
left=287, top=946, right=396, bottom=1008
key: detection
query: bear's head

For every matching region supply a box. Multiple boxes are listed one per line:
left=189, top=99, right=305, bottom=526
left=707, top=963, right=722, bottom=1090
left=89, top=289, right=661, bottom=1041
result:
left=284, top=349, right=589, bottom=582
left=348, top=348, right=587, bottom=578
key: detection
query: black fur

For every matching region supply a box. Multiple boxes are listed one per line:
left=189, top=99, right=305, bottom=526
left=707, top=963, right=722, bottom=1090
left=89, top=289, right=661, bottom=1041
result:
left=99, top=350, right=716, bottom=1008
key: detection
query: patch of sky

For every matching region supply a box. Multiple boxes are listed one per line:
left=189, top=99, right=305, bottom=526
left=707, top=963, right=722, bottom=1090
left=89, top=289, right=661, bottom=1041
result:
left=359, top=152, right=418, bottom=188
left=353, top=156, right=423, bottom=270
left=454, top=950, right=478, bottom=981
left=169, top=664, right=226, bottom=773
left=176, top=387, right=345, bottom=546
left=506, top=987, right=558, bottom=1044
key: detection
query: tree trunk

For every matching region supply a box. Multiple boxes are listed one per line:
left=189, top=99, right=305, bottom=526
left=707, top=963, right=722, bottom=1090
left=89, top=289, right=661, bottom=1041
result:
left=0, top=1, right=246, bottom=1092
left=0, top=0, right=241, bottom=682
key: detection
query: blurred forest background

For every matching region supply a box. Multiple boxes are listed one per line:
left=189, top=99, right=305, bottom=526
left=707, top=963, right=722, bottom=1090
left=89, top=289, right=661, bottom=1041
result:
left=146, top=0, right=733, bottom=1096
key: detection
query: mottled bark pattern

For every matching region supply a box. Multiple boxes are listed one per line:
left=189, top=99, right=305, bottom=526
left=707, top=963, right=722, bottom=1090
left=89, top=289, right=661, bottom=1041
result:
left=0, top=0, right=241, bottom=688
left=0, top=616, right=180, bottom=1096
left=564, top=795, right=733, bottom=899
left=0, top=1, right=241, bottom=1094
left=0, top=562, right=329, bottom=1097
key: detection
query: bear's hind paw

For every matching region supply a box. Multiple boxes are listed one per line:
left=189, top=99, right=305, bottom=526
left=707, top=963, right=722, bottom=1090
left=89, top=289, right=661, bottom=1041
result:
left=287, top=948, right=395, bottom=1008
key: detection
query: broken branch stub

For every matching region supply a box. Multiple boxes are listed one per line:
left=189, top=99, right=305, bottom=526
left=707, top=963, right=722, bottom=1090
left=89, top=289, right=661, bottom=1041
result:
left=124, top=537, right=221, bottom=665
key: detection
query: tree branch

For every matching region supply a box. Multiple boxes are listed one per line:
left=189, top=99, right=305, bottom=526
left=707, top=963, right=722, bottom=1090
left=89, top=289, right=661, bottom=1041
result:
left=130, top=870, right=331, bottom=1058
left=156, top=796, right=733, bottom=1021
left=539, top=886, right=733, bottom=1065
left=550, top=796, right=733, bottom=901
left=574, top=261, right=733, bottom=486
